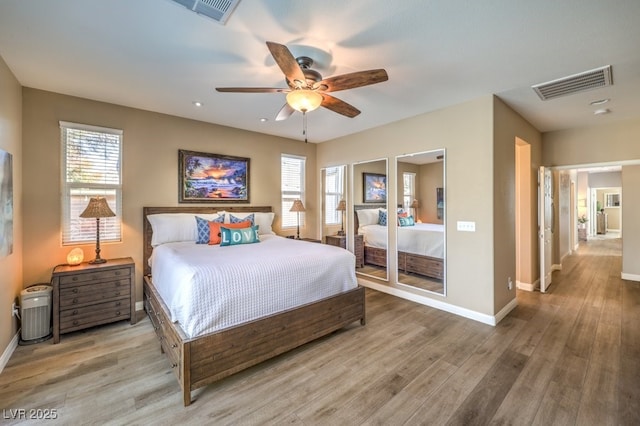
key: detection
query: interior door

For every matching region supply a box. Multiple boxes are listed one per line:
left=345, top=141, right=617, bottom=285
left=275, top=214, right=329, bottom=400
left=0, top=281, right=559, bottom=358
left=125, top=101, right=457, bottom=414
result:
left=539, top=166, right=553, bottom=292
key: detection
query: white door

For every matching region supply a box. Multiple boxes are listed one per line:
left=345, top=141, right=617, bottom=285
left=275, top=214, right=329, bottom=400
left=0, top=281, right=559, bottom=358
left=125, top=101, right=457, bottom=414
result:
left=539, top=167, right=553, bottom=292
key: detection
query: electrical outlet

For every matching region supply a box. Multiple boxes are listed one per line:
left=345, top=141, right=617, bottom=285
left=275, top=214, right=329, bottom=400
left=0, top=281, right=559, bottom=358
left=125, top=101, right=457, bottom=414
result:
left=457, top=221, right=476, bottom=232
left=507, top=277, right=513, bottom=290
left=12, top=302, right=19, bottom=317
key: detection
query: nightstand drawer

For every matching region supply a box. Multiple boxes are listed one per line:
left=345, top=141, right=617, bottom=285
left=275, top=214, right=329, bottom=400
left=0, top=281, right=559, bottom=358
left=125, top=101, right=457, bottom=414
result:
left=60, top=299, right=130, bottom=331
left=58, top=267, right=130, bottom=286
left=59, top=280, right=130, bottom=308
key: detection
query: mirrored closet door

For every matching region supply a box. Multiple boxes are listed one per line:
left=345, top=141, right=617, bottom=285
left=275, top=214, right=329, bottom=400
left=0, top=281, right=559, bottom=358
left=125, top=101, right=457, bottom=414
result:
left=352, top=158, right=389, bottom=281
left=395, top=150, right=446, bottom=294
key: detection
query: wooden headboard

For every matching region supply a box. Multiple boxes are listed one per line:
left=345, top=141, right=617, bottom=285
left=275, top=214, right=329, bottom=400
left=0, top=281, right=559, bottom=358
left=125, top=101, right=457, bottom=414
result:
left=143, top=206, right=272, bottom=276
left=353, top=204, right=387, bottom=234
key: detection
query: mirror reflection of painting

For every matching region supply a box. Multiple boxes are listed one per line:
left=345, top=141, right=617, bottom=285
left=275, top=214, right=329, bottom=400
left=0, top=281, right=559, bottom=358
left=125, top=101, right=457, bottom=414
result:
left=0, top=149, right=13, bottom=257
left=179, top=150, right=249, bottom=203
left=363, top=173, right=386, bottom=203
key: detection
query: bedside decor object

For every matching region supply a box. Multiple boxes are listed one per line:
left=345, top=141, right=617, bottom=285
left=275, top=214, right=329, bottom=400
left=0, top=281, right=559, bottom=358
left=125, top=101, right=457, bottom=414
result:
left=66, top=247, right=84, bottom=266
left=410, top=198, right=419, bottom=222
left=290, top=199, right=305, bottom=240
left=336, top=199, right=346, bottom=236
left=179, top=149, right=249, bottom=203
left=80, top=196, right=115, bottom=264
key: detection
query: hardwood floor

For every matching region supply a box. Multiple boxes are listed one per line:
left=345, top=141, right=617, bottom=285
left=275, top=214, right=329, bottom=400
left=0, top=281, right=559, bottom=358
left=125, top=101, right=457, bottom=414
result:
left=2, top=238, right=639, bottom=425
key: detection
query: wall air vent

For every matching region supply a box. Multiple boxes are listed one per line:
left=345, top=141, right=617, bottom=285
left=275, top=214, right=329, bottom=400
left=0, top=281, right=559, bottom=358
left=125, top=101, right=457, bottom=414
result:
left=170, top=0, right=241, bottom=25
left=532, top=65, right=613, bottom=101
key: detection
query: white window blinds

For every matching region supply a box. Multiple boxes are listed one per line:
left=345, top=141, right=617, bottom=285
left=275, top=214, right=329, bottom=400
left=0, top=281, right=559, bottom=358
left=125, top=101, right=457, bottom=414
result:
left=324, top=166, right=344, bottom=225
left=403, top=172, right=416, bottom=210
left=281, top=154, right=306, bottom=228
left=60, top=121, right=122, bottom=245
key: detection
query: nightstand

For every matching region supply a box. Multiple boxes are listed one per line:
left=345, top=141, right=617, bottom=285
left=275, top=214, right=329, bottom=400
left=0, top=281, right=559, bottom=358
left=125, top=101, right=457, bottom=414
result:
left=300, top=238, right=321, bottom=243
left=51, top=257, right=135, bottom=343
left=325, top=234, right=346, bottom=249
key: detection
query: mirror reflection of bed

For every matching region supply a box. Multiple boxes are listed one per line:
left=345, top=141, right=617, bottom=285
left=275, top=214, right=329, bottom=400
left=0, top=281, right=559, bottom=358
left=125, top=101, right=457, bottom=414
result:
left=352, top=159, right=388, bottom=281
left=395, top=149, right=446, bottom=294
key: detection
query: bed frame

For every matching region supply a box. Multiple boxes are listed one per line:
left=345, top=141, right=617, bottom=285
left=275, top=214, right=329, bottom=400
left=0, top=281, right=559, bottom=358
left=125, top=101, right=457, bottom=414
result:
left=354, top=205, right=444, bottom=280
left=143, top=206, right=365, bottom=406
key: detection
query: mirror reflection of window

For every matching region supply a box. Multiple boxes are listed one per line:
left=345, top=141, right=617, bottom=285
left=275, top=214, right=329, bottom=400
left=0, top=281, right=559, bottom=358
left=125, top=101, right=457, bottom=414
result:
left=324, top=166, right=344, bottom=226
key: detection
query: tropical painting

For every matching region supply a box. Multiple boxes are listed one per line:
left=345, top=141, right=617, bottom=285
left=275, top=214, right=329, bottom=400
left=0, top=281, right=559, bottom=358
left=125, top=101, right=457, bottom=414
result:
left=363, top=172, right=386, bottom=203
left=179, top=150, right=249, bottom=203
left=0, top=149, right=13, bottom=257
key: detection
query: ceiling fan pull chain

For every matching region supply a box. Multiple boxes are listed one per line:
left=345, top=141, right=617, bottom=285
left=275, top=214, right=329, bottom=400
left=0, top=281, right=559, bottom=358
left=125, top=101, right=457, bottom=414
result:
left=303, top=111, right=308, bottom=143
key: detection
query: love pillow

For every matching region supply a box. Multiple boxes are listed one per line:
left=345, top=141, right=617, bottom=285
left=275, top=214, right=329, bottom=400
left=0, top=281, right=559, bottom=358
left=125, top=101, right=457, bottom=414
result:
left=208, top=220, right=251, bottom=245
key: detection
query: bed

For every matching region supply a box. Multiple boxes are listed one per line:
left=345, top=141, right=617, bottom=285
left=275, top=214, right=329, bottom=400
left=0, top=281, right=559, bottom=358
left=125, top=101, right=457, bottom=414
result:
left=143, top=206, right=365, bottom=406
left=354, top=205, right=444, bottom=280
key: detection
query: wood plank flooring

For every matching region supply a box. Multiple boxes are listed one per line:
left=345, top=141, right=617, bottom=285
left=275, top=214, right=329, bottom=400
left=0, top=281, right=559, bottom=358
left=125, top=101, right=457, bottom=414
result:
left=1, top=238, right=639, bottom=425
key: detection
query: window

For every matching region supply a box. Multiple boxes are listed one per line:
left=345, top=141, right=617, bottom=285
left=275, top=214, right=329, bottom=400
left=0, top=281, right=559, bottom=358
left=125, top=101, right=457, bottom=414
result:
left=281, top=154, right=306, bottom=228
left=324, top=166, right=344, bottom=225
left=60, top=121, right=122, bottom=245
left=403, top=172, right=416, bottom=210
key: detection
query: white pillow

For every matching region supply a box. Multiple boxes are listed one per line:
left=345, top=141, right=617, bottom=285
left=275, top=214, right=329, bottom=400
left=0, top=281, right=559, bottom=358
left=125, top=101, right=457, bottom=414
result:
left=226, top=212, right=276, bottom=235
left=356, top=209, right=381, bottom=227
left=147, top=213, right=224, bottom=246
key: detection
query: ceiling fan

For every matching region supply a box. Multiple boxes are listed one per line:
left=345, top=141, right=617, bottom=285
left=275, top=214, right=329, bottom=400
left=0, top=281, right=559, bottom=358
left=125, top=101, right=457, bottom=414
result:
left=216, top=41, right=389, bottom=121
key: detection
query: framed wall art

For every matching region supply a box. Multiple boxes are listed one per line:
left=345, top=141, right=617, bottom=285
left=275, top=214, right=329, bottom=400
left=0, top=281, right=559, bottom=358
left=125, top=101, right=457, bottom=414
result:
left=179, top=149, right=250, bottom=203
left=363, top=172, right=386, bottom=203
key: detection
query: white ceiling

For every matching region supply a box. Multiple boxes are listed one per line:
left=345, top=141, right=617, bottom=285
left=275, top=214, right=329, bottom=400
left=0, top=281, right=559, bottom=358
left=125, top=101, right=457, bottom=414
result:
left=1, top=0, right=639, bottom=143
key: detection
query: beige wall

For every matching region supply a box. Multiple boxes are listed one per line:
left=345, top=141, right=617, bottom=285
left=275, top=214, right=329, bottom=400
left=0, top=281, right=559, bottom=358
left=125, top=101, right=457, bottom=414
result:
left=21, top=88, right=317, bottom=306
left=543, top=118, right=640, bottom=279
left=0, top=55, right=23, bottom=357
left=492, top=97, right=542, bottom=312
left=318, top=96, right=498, bottom=316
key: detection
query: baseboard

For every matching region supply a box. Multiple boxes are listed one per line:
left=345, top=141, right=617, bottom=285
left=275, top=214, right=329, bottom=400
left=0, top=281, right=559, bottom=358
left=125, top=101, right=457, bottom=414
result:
left=0, top=330, right=20, bottom=374
left=621, top=272, right=640, bottom=282
left=516, top=280, right=536, bottom=292
left=357, top=278, right=514, bottom=326
left=136, top=301, right=144, bottom=311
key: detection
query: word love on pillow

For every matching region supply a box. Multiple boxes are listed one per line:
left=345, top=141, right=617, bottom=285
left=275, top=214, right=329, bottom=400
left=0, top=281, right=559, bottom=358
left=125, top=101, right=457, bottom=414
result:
left=220, top=225, right=260, bottom=246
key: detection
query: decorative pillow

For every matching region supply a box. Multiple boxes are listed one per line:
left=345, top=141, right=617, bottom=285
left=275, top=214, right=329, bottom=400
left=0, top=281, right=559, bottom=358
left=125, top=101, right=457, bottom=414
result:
left=230, top=213, right=254, bottom=225
left=220, top=225, right=261, bottom=246
left=227, top=212, right=275, bottom=235
left=195, top=215, right=224, bottom=244
left=378, top=209, right=388, bottom=226
left=356, top=209, right=380, bottom=227
left=208, top=220, right=252, bottom=245
left=398, top=215, right=415, bottom=227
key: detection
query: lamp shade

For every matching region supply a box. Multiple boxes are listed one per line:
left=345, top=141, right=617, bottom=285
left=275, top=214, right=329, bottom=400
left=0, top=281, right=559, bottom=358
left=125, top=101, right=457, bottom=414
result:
left=286, top=89, right=323, bottom=113
left=336, top=199, right=346, bottom=211
left=410, top=199, right=419, bottom=208
left=79, top=197, right=116, bottom=218
left=290, top=199, right=306, bottom=212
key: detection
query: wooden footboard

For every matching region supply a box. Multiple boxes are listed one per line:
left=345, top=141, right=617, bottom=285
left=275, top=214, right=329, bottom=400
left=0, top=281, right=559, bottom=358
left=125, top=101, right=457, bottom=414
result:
left=144, top=275, right=365, bottom=406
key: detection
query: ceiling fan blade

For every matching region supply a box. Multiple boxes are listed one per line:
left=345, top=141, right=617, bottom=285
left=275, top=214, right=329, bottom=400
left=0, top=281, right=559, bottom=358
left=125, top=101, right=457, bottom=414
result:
left=275, top=103, right=295, bottom=121
left=321, top=94, right=361, bottom=118
left=316, top=69, right=388, bottom=92
left=216, top=87, right=288, bottom=93
left=266, top=41, right=306, bottom=87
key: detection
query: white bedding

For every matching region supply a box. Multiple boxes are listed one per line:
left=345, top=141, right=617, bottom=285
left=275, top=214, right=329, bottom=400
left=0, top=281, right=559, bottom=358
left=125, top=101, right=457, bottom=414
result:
left=359, top=223, right=444, bottom=258
left=151, top=234, right=358, bottom=338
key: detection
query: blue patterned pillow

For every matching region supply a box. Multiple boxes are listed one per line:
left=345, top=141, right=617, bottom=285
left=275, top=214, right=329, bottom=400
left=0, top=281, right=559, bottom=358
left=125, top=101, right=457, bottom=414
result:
left=378, top=209, right=387, bottom=226
left=230, top=213, right=254, bottom=226
left=220, top=225, right=260, bottom=246
left=398, top=215, right=415, bottom=227
left=195, top=215, right=224, bottom=244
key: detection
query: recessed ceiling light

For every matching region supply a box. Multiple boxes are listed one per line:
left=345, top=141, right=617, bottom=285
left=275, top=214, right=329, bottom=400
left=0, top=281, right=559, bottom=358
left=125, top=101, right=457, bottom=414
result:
left=192, top=101, right=203, bottom=107
left=260, top=118, right=268, bottom=122
left=590, top=98, right=610, bottom=106
left=594, top=108, right=611, bottom=115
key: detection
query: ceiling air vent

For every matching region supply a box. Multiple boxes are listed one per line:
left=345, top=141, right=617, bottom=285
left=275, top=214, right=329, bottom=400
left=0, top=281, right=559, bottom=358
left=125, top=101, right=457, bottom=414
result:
left=532, top=65, right=613, bottom=101
left=170, top=0, right=241, bottom=25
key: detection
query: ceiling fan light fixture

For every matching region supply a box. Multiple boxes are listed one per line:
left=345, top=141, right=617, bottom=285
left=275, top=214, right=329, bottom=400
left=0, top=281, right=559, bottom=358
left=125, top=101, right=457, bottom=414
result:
left=286, top=89, right=323, bottom=113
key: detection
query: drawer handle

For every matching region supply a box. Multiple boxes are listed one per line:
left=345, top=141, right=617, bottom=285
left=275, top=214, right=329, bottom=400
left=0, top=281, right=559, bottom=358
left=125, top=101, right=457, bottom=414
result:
left=154, top=326, right=158, bottom=331
left=171, top=343, right=177, bottom=348
left=115, top=271, right=121, bottom=276
left=72, top=298, right=78, bottom=304
left=115, top=301, right=121, bottom=306
left=72, top=288, right=78, bottom=293
left=115, top=291, right=121, bottom=296
left=115, top=281, right=121, bottom=287
left=72, top=276, right=78, bottom=281
left=171, top=363, right=177, bottom=368
left=160, top=320, right=164, bottom=325
left=73, top=320, right=78, bottom=326
left=72, top=310, right=78, bottom=315
left=116, top=311, right=121, bottom=316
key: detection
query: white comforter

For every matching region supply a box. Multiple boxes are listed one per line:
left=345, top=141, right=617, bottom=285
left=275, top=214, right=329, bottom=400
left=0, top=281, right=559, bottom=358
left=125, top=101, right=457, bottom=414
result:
left=151, top=234, right=357, bottom=338
left=360, top=223, right=444, bottom=258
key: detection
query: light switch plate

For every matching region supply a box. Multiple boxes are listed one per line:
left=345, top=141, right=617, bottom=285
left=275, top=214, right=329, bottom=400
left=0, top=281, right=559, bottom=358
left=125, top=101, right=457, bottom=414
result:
left=457, top=221, right=476, bottom=232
